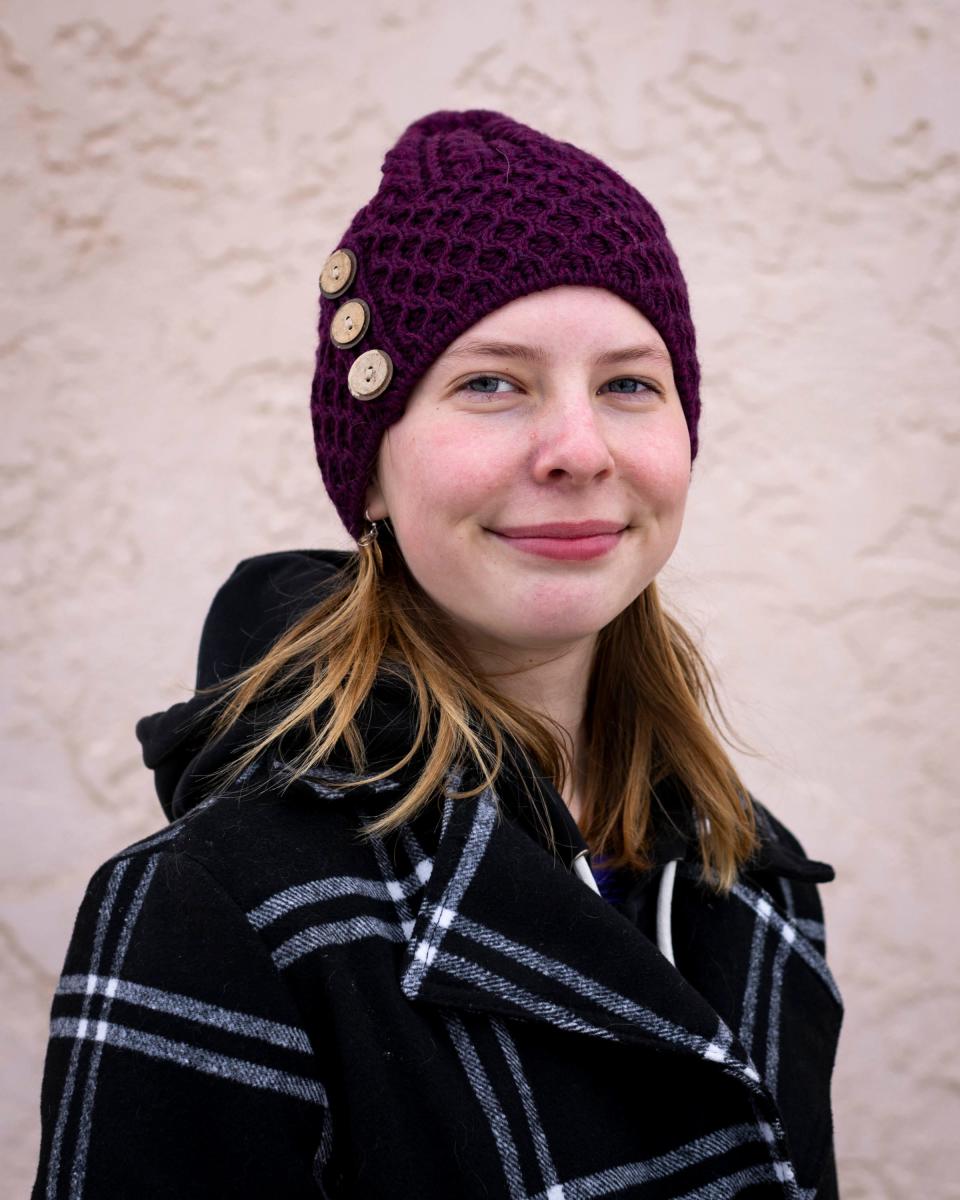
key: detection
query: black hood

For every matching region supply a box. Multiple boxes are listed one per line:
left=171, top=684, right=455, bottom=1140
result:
left=135, top=549, right=356, bottom=822
left=135, top=548, right=834, bottom=885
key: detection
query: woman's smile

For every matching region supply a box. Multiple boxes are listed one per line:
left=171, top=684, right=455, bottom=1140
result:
left=486, top=520, right=627, bottom=561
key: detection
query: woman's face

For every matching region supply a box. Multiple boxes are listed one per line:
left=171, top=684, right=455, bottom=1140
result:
left=366, top=285, right=692, bottom=658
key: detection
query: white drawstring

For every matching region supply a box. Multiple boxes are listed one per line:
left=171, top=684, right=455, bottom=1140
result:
left=574, top=849, right=680, bottom=969
left=656, top=859, right=680, bottom=966
left=572, top=850, right=601, bottom=894
left=654, top=811, right=710, bottom=966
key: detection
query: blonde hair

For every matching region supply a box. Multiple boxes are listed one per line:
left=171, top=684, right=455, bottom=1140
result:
left=196, top=531, right=759, bottom=894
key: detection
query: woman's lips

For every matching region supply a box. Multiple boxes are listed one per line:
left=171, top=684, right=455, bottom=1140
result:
left=494, top=521, right=624, bottom=538
left=493, top=533, right=623, bottom=560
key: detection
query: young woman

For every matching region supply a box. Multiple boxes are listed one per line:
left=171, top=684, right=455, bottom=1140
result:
left=32, top=109, right=844, bottom=1199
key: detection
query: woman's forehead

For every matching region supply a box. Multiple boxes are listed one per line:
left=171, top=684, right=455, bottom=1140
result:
left=442, top=286, right=669, bottom=360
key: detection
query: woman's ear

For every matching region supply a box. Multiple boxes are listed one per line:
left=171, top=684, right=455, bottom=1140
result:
left=365, top=473, right=389, bottom=522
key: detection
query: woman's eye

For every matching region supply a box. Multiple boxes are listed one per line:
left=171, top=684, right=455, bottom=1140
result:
left=602, top=377, right=658, bottom=395
left=460, top=375, right=514, bottom=395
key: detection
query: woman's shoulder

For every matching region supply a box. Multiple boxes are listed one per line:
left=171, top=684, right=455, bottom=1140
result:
left=100, top=765, right=400, bottom=914
left=744, top=794, right=837, bottom=885
left=727, top=793, right=839, bottom=965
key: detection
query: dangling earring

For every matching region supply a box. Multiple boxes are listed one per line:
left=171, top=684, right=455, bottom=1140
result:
left=357, top=509, right=383, bottom=572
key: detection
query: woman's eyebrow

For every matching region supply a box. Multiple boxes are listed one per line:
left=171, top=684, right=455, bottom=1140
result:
left=442, top=340, right=671, bottom=366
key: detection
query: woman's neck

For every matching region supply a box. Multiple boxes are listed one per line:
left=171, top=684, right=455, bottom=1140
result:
left=461, top=633, right=597, bottom=825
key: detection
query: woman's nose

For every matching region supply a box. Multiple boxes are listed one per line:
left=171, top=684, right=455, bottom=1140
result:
left=529, top=397, right=616, bottom=485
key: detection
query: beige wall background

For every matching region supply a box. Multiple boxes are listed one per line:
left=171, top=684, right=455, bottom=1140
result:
left=3, top=1, right=958, bottom=1195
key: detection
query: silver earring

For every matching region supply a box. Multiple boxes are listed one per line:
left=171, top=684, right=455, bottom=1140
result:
left=357, top=508, right=383, bottom=569
left=357, top=515, right=379, bottom=548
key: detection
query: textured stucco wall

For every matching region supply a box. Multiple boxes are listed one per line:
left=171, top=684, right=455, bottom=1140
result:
left=3, top=1, right=959, bottom=1195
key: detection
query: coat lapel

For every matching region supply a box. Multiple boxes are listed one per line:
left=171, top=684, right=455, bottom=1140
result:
left=400, top=781, right=759, bottom=1085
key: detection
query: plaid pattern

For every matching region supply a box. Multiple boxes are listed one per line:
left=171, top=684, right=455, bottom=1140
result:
left=33, top=760, right=842, bottom=1199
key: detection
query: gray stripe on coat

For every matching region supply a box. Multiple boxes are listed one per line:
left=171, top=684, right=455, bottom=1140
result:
left=738, top=894, right=771, bottom=1054
left=455, top=914, right=734, bottom=1065
left=70, top=854, right=161, bottom=1197
left=247, top=868, right=427, bottom=931
left=56, top=974, right=313, bottom=1053
left=402, top=788, right=498, bottom=996
left=528, top=1126, right=781, bottom=1200
left=729, top=881, right=842, bottom=1004
left=45, top=856, right=131, bottom=1200
left=272, top=915, right=405, bottom=969
left=443, top=1012, right=527, bottom=1200
left=490, top=1017, right=563, bottom=1197
left=432, top=949, right=618, bottom=1041
left=49, top=1017, right=327, bottom=1107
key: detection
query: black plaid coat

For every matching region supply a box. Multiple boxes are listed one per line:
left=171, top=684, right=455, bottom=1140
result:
left=32, top=551, right=844, bottom=1199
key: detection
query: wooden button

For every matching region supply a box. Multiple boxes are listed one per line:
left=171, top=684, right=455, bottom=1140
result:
left=348, top=349, right=393, bottom=400
left=330, top=297, right=371, bottom=349
left=319, top=247, right=357, bottom=299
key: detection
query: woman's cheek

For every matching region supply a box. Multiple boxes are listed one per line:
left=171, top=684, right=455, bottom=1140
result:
left=631, top=423, right=691, bottom=508
left=417, top=422, right=515, bottom=518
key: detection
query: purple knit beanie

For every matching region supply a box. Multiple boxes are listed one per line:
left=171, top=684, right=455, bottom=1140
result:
left=310, top=109, right=701, bottom=539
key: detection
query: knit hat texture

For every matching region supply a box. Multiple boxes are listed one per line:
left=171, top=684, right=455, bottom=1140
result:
left=310, top=109, right=701, bottom=539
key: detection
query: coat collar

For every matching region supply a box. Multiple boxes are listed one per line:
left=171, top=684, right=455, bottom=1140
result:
left=489, top=746, right=835, bottom=885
